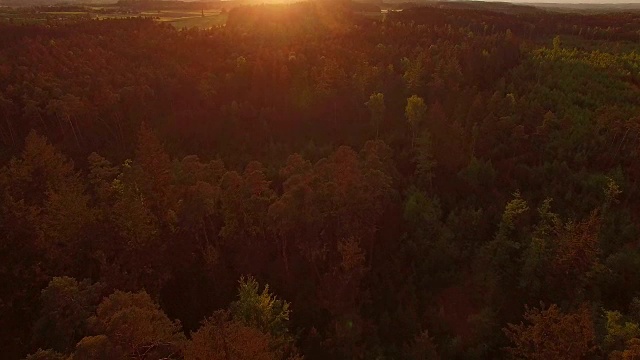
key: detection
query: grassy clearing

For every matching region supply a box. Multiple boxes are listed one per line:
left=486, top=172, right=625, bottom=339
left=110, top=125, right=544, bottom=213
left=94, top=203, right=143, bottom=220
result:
left=95, top=14, right=137, bottom=19
left=0, top=17, right=47, bottom=24
left=41, top=11, right=89, bottom=15
left=360, top=11, right=383, bottom=21
left=167, top=13, right=227, bottom=29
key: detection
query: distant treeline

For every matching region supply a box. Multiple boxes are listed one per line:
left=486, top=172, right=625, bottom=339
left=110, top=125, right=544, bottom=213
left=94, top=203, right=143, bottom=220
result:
left=388, top=5, right=640, bottom=42
left=116, top=0, right=224, bottom=11
left=0, top=0, right=112, bottom=5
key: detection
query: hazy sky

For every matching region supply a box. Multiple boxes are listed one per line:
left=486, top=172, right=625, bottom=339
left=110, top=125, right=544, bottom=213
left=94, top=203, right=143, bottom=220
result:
left=504, top=0, right=640, bottom=3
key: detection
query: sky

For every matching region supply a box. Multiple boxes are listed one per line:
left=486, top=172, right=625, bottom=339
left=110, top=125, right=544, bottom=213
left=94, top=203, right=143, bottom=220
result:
left=490, top=0, right=640, bottom=3
left=3, top=0, right=640, bottom=6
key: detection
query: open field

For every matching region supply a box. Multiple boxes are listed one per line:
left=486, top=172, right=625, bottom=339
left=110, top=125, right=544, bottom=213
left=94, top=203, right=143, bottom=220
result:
left=164, top=12, right=228, bottom=29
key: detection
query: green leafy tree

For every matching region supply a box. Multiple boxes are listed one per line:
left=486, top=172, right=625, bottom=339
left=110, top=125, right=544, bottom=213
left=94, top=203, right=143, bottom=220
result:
left=231, top=276, right=291, bottom=340
left=268, top=143, right=394, bottom=289
left=33, top=277, right=104, bottom=353
left=402, top=189, right=457, bottom=290
left=604, top=310, right=640, bottom=353
left=103, top=158, right=164, bottom=292
left=0, top=132, right=92, bottom=357
left=219, top=161, right=275, bottom=243
left=504, top=303, right=595, bottom=360
left=185, top=310, right=276, bottom=360
left=231, top=276, right=301, bottom=359
left=366, top=92, right=385, bottom=139
left=519, top=198, right=559, bottom=298
left=458, top=156, right=495, bottom=189
left=403, top=331, right=439, bottom=360
left=402, top=55, right=427, bottom=94
left=415, top=131, right=437, bottom=190
left=610, top=338, right=640, bottom=360
left=553, top=35, right=562, bottom=50
left=319, top=237, right=369, bottom=359
left=87, top=152, right=119, bottom=202
left=405, top=95, right=427, bottom=148
left=71, top=335, right=118, bottom=360
left=604, top=177, right=622, bottom=212
left=550, top=211, right=602, bottom=297
left=480, top=192, right=530, bottom=295
left=23, top=349, right=67, bottom=360
left=87, top=290, right=185, bottom=359
left=1, top=131, right=93, bottom=273
left=135, top=122, right=175, bottom=221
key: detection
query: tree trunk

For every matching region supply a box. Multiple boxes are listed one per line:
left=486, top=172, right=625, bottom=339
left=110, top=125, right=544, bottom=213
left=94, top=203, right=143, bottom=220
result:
left=68, top=116, right=80, bottom=148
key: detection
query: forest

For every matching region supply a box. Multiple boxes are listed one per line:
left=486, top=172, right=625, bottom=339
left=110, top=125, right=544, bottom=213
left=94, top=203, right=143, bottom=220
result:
left=1, top=0, right=640, bottom=359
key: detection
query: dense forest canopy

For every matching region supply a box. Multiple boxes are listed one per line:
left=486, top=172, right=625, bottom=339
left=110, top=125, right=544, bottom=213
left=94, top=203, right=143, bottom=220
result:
left=1, top=1, right=640, bottom=359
